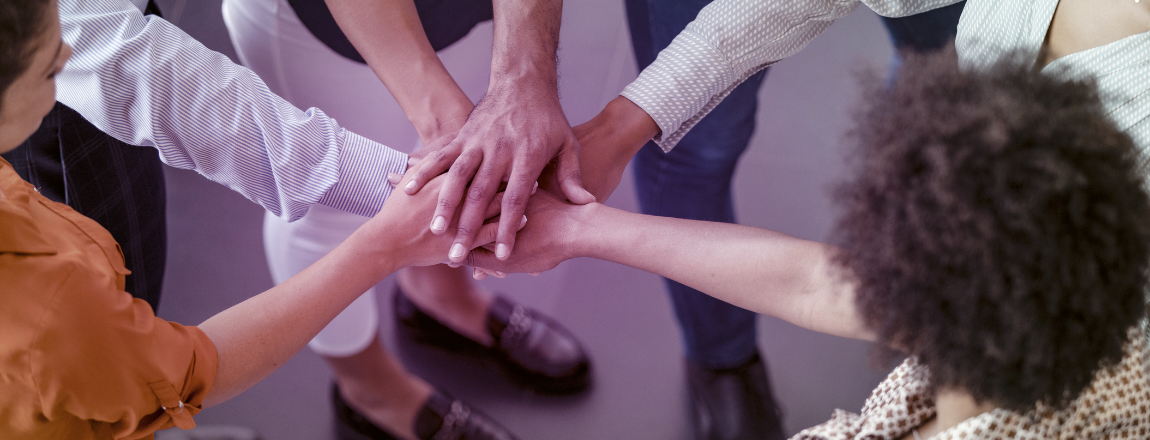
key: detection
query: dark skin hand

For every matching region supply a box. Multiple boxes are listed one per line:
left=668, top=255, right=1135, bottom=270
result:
left=402, top=0, right=597, bottom=266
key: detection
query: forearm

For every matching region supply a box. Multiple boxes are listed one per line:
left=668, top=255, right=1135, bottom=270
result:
left=577, top=203, right=873, bottom=341
left=488, top=0, right=561, bottom=93
left=198, top=225, right=403, bottom=407
left=325, top=0, right=473, bottom=142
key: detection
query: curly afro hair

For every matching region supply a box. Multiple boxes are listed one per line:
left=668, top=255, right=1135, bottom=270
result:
left=833, top=48, right=1150, bottom=412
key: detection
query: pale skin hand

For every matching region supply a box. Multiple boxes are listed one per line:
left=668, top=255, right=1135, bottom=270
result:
left=467, top=198, right=874, bottom=342
left=402, top=0, right=596, bottom=265
left=199, top=175, right=511, bottom=407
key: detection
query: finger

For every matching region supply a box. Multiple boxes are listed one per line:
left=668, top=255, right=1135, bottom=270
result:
left=473, top=268, right=489, bottom=280
left=407, top=142, right=464, bottom=195
left=469, top=219, right=502, bottom=250
left=432, top=148, right=483, bottom=235
left=448, top=162, right=503, bottom=263
left=387, top=173, right=403, bottom=187
left=493, top=170, right=539, bottom=260
left=485, top=192, right=505, bottom=220
left=465, top=247, right=501, bottom=274
left=555, top=141, right=596, bottom=204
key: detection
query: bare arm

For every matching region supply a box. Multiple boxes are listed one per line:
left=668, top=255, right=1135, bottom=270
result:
left=198, top=177, right=501, bottom=406
left=469, top=195, right=874, bottom=341
left=324, top=0, right=473, bottom=144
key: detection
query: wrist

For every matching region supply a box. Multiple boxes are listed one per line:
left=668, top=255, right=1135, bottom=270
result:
left=566, top=202, right=607, bottom=260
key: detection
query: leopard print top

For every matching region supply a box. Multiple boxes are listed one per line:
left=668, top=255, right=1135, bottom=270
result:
left=793, top=328, right=1150, bottom=440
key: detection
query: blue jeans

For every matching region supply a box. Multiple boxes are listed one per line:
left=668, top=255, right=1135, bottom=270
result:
left=624, top=0, right=964, bottom=369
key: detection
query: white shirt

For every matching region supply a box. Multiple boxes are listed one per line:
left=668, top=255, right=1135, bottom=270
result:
left=624, top=0, right=1150, bottom=152
left=56, top=0, right=407, bottom=220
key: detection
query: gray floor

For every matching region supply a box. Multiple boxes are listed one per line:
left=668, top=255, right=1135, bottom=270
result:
left=152, top=1, right=898, bottom=439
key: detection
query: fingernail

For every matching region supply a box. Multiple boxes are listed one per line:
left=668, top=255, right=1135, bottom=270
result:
left=496, top=243, right=510, bottom=259
left=405, top=180, right=417, bottom=191
left=387, top=173, right=402, bottom=185
left=473, top=269, right=487, bottom=280
left=431, top=216, right=446, bottom=232
left=532, top=181, right=538, bottom=195
left=520, top=215, right=527, bottom=228
left=449, top=243, right=465, bottom=260
left=496, top=271, right=506, bottom=278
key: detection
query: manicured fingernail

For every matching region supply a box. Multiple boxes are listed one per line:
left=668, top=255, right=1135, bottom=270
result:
left=520, top=215, right=527, bottom=228
left=496, top=243, right=510, bottom=259
left=532, top=181, right=538, bottom=195
left=449, top=243, right=465, bottom=260
left=431, top=216, right=446, bottom=232
left=405, top=180, right=417, bottom=191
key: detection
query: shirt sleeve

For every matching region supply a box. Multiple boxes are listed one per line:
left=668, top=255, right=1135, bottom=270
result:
left=55, top=0, right=407, bottom=220
left=620, top=0, right=963, bottom=152
left=32, top=262, right=217, bottom=439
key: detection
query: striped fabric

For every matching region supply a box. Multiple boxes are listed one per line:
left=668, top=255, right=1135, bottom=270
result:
left=56, top=0, right=407, bottom=221
left=623, top=0, right=1149, bottom=153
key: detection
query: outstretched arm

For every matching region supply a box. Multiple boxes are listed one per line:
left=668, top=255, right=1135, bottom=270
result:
left=199, top=176, right=505, bottom=406
left=469, top=196, right=874, bottom=341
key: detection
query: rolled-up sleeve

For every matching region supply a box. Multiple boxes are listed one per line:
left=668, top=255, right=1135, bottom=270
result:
left=621, top=0, right=961, bottom=152
left=32, top=264, right=217, bottom=439
left=55, top=0, right=406, bottom=220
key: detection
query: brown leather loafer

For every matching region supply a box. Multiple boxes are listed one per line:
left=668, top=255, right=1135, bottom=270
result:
left=393, top=287, right=591, bottom=394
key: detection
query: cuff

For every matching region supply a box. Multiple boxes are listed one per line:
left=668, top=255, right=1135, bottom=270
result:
left=621, top=30, right=737, bottom=152
left=317, top=130, right=408, bottom=218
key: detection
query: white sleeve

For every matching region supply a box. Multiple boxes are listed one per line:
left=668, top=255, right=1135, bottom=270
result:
left=55, top=0, right=406, bottom=220
left=621, top=0, right=963, bottom=152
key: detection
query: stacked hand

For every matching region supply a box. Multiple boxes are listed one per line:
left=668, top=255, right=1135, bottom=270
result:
left=401, top=83, right=596, bottom=265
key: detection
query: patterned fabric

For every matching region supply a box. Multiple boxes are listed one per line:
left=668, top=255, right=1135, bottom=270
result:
left=625, top=0, right=1149, bottom=152
left=0, top=103, right=167, bottom=310
left=56, top=0, right=408, bottom=221
left=793, top=328, right=1150, bottom=440
left=955, top=0, right=1150, bottom=152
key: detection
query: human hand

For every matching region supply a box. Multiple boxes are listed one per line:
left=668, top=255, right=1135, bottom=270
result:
left=464, top=191, right=597, bottom=278
left=402, top=83, right=596, bottom=264
left=365, top=174, right=522, bottom=268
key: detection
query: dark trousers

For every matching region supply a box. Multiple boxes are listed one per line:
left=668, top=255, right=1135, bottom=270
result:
left=624, top=0, right=965, bottom=369
left=1, top=103, right=168, bottom=311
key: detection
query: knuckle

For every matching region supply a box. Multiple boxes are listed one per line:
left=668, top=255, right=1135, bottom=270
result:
left=466, top=186, right=489, bottom=203
left=455, top=224, right=475, bottom=237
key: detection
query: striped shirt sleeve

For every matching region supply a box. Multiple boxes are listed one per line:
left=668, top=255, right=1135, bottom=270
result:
left=55, top=0, right=406, bottom=220
left=621, top=0, right=962, bottom=152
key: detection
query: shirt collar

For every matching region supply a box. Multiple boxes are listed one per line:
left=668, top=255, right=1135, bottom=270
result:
left=0, top=158, right=56, bottom=255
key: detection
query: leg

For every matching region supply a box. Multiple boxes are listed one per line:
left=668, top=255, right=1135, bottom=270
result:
left=626, top=0, right=782, bottom=438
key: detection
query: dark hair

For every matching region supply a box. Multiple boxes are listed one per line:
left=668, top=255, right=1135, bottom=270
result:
left=834, top=48, right=1150, bottom=411
left=0, top=0, right=53, bottom=103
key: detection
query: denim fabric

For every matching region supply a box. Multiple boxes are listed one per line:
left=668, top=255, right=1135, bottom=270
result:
left=625, top=0, right=768, bottom=369
left=624, top=0, right=964, bottom=369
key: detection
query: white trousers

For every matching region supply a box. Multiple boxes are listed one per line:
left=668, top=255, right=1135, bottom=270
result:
left=223, top=0, right=423, bottom=357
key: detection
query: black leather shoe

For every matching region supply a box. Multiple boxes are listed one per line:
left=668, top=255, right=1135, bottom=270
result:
left=686, top=353, right=786, bottom=440
left=332, top=384, right=519, bottom=440
left=394, top=287, right=591, bottom=393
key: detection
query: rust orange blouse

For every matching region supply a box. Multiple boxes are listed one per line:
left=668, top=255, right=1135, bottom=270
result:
left=0, top=158, right=217, bottom=439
